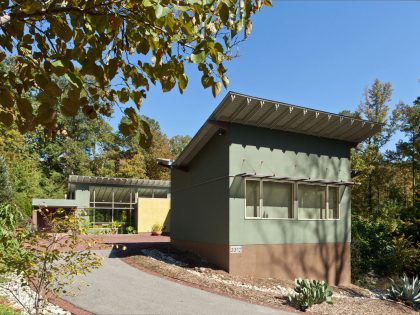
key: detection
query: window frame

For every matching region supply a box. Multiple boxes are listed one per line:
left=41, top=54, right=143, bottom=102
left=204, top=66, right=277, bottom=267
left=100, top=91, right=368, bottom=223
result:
left=296, top=182, right=340, bottom=221
left=260, top=179, right=295, bottom=220
left=327, top=185, right=340, bottom=220
left=244, top=178, right=340, bottom=221
left=244, top=178, right=295, bottom=220
left=244, top=178, right=262, bottom=220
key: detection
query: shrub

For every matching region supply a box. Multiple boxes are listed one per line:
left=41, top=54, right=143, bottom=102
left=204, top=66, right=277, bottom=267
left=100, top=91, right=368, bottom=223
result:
left=0, top=296, right=20, bottom=315
left=352, top=214, right=420, bottom=282
left=151, top=223, right=163, bottom=233
left=125, top=226, right=137, bottom=234
left=388, top=273, right=420, bottom=308
left=0, top=207, right=102, bottom=314
left=351, top=214, right=402, bottom=279
left=288, top=278, right=333, bottom=311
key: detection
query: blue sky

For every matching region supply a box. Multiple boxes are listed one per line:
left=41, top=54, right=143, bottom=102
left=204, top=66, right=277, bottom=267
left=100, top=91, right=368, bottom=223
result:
left=109, top=1, right=420, bottom=149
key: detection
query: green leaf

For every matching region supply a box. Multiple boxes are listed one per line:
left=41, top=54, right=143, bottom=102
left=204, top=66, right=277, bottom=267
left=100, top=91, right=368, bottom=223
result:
left=131, top=91, right=144, bottom=109
left=20, top=1, right=43, bottom=14
left=36, top=91, right=55, bottom=105
left=136, top=40, right=149, bottom=55
left=155, top=4, right=171, bottom=18
left=45, top=81, right=62, bottom=97
left=221, top=75, right=229, bottom=88
left=124, top=107, right=139, bottom=125
left=191, top=51, right=207, bottom=64
left=118, top=88, right=130, bottom=103
left=178, top=74, right=188, bottom=94
left=107, top=58, right=119, bottom=80
left=0, top=111, right=13, bottom=127
left=118, top=121, right=132, bottom=136
left=16, top=98, right=33, bottom=119
left=201, top=75, right=213, bottom=89
left=139, top=119, right=153, bottom=149
left=218, top=3, right=229, bottom=24
left=245, top=20, right=252, bottom=38
left=0, top=89, right=15, bottom=108
left=68, top=87, right=81, bottom=101
left=51, top=60, right=66, bottom=76
left=36, top=102, right=55, bottom=124
left=142, top=0, right=154, bottom=7
left=50, top=17, right=73, bottom=42
left=212, top=81, right=222, bottom=97
left=64, top=73, right=84, bottom=89
left=61, top=97, right=80, bottom=117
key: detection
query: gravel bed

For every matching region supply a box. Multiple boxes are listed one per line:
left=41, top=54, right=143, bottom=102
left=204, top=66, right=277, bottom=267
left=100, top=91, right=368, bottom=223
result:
left=0, top=274, right=70, bottom=315
left=123, top=248, right=418, bottom=315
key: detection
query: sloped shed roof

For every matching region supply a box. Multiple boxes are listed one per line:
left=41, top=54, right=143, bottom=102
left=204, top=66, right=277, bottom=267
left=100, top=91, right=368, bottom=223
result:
left=174, top=92, right=382, bottom=168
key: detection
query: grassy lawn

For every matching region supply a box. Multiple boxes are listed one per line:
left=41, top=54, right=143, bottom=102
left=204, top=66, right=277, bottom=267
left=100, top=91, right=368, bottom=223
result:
left=0, top=296, right=21, bottom=315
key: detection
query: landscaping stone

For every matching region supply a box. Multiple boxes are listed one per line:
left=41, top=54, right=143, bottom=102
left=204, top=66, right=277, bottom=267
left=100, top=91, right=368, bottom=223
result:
left=0, top=274, right=70, bottom=315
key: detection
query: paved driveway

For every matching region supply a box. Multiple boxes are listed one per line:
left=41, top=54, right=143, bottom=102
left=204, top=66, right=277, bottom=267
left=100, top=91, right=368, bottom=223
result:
left=63, top=250, right=292, bottom=315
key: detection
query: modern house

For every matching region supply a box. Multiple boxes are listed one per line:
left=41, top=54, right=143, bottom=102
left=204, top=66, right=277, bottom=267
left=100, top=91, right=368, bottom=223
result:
left=32, top=175, right=171, bottom=234
left=171, top=92, right=382, bottom=285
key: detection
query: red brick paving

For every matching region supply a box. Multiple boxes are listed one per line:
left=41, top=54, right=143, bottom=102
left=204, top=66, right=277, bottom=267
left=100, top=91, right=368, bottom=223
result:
left=89, top=233, right=170, bottom=244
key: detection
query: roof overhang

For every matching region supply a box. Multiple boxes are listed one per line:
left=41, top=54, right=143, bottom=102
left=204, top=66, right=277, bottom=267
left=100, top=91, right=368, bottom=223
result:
left=174, top=92, right=383, bottom=168
left=68, top=175, right=170, bottom=188
left=32, top=198, right=81, bottom=208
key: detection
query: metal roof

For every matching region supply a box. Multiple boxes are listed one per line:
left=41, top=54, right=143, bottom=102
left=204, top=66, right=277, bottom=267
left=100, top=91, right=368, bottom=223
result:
left=174, top=92, right=383, bottom=168
left=32, top=198, right=81, bottom=208
left=68, top=175, right=170, bottom=190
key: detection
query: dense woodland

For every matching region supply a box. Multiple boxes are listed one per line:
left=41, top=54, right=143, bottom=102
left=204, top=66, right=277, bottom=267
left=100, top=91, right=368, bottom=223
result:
left=0, top=78, right=418, bottom=284
left=344, top=80, right=419, bottom=283
left=0, top=99, right=191, bottom=214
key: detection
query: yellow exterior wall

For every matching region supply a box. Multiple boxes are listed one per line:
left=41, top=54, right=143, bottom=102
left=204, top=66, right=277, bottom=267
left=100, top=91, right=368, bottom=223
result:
left=137, top=198, right=171, bottom=233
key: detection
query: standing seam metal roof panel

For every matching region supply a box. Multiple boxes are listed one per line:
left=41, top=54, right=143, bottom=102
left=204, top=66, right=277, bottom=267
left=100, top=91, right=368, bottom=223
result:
left=173, top=91, right=383, bottom=168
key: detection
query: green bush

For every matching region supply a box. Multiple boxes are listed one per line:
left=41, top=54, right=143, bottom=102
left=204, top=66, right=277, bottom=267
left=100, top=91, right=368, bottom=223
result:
left=352, top=212, right=420, bottom=281
left=0, top=296, right=20, bottom=315
left=125, top=226, right=137, bottom=234
left=388, top=273, right=420, bottom=308
left=288, top=278, right=333, bottom=311
left=151, top=223, right=163, bottom=233
left=0, top=304, right=21, bottom=315
left=352, top=214, right=402, bottom=279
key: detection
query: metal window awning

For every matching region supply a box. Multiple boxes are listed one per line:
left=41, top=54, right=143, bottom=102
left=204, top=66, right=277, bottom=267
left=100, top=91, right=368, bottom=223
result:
left=238, top=173, right=358, bottom=186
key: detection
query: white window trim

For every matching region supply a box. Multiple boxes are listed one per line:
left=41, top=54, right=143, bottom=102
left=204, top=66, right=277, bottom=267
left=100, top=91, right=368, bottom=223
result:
left=244, top=178, right=261, bottom=220
left=244, top=178, right=295, bottom=220
left=260, top=179, right=295, bottom=220
left=244, top=179, right=341, bottom=221
left=296, top=183, right=340, bottom=221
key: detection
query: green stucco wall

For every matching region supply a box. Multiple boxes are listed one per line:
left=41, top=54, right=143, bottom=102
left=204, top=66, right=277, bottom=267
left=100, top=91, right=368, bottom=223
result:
left=171, top=133, right=230, bottom=244
left=228, top=124, right=353, bottom=245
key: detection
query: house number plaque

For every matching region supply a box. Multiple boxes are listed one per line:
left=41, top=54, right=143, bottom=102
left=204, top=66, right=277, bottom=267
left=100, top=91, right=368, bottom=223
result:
left=230, top=246, right=242, bottom=254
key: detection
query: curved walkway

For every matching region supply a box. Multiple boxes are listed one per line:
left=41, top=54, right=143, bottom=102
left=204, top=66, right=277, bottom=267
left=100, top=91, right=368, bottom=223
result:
left=63, top=250, right=292, bottom=315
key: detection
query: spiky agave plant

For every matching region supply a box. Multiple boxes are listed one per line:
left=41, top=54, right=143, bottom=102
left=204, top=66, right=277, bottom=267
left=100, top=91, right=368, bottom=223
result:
left=388, top=273, right=420, bottom=308
left=288, top=278, right=333, bottom=311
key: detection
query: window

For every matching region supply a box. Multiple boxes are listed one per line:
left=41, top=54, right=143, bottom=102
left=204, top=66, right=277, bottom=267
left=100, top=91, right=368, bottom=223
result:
left=297, top=184, right=340, bottom=220
left=262, top=181, right=293, bottom=218
left=298, top=184, right=326, bottom=219
left=328, top=186, right=339, bottom=219
left=246, top=180, right=260, bottom=218
left=244, top=179, right=340, bottom=220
